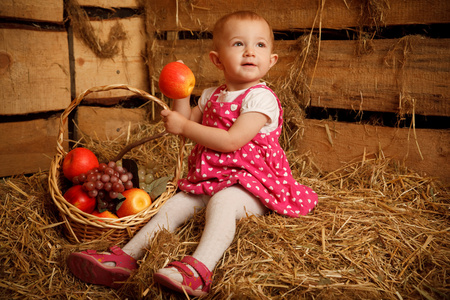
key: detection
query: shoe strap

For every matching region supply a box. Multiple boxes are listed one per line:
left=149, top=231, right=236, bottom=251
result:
left=110, top=245, right=125, bottom=255
left=80, top=246, right=137, bottom=270
left=181, top=256, right=212, bottom=292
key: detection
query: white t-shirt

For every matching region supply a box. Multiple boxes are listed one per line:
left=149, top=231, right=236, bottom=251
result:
left=197, top=83, right=279, bottom=133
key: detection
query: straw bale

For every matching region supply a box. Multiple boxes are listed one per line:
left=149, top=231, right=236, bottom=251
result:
left=1, top=120, right=448, bottom=299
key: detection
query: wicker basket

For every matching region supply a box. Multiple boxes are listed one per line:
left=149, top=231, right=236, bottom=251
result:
left=48, top=84, right=184, bottom=245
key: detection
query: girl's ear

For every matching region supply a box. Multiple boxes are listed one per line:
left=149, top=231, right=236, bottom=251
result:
left=209, top=51, right=224, bottom=70
left=269, top=53, right=278, bottom=69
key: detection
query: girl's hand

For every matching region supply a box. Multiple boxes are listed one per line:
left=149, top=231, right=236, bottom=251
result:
left=161, top=109, right=188, bottom=135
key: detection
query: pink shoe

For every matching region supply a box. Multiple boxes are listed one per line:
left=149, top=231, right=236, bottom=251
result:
left=67, top=245, right=137, bottom=289
left=153, top=256, right=212, bottom=297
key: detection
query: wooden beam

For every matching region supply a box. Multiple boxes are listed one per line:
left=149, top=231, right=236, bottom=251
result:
left=307, top=38, right=450, bottom=117
left=76, top=0, right=139, bottom=8
left=297, top=119, right=450, bottom=183
left=0, top=28, right=70, bottom=115
left=151, top=38, right=450, bottom=117
left=0, top=116, right=68, bottom=177
left=0, top=0, right=64, bottom=23
left=74, top=106, right=148, bottom=141
left=145, top=0, right=450, bottom=32
left=73, top=17, right=149, bottom=101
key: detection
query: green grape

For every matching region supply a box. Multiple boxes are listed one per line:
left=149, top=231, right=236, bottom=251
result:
left=139, top=174, right=145, bottom=182
left=144, top=173, right=154, bottom=184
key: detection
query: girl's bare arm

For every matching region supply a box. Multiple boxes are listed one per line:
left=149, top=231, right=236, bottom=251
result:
left=161, top=109, right=268, bottom=153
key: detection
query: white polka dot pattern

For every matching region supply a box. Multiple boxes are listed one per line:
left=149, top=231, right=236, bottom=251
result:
left=178, top=84, right=318, bottom=217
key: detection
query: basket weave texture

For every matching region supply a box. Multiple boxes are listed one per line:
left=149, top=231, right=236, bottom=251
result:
left=48, top=84, right=184, bottom=244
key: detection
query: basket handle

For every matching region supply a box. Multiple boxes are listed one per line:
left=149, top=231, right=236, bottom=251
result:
left=57, top=84, right=185, bottom=182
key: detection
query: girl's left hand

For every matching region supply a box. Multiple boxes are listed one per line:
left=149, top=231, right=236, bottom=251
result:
left=161, top=109, right=188, bottom=135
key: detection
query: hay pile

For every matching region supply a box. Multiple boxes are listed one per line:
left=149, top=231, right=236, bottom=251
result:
left=0, top=121, right=448, bottom=299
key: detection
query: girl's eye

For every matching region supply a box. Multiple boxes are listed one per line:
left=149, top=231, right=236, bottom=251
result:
left=233, top=42, right=243, bottom=47
left=257, top=42, right=266, bottom=48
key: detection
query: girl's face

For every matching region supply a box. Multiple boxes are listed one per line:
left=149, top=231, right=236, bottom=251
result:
left=210, top=18, right=278, bottom=91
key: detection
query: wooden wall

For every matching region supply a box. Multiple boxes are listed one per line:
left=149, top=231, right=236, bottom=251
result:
left=0, top=0, right=449, bottom=183
left=0, top=1, right=69, bottom=176
left=146, top=0, right=450, bottom=182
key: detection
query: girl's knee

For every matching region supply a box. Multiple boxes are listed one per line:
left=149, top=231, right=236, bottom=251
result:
left=161, top=192, right=206, bottom=213
left=206, top=194, right=231, bottom=212
left=206, top=186, right=267, bottom=217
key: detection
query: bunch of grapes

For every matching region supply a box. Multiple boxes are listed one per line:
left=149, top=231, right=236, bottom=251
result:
left=138, top=162, right=158, bottom=189
left=72, top=161, right=134, bottom=211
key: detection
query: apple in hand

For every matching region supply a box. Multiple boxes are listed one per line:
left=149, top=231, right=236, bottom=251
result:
left=158, top=61, right=195, bottom=99
left=63, top=185, right=97, bottom=214
left=116, top=188, right=152, bottom=217
left=62, top=147, right=99, bottom=181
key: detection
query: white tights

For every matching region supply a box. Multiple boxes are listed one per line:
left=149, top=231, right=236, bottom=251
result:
left=122, top=185, right=268, bottom=272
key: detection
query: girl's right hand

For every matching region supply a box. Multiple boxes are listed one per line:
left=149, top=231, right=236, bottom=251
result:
left=161, top=109, right=188, bottom=135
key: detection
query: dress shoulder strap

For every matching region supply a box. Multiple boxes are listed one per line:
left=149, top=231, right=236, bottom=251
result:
left=209, top=85, right=227, bottom=102
left=237, top=83, right=277, bottom=99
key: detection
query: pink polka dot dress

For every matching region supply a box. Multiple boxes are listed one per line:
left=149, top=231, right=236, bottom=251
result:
left=178, top=84, right=318, bottom=217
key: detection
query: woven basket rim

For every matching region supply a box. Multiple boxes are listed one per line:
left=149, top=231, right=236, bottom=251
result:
left=48, top=84, right=184, bottom=242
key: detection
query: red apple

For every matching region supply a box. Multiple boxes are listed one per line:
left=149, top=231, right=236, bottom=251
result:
left=116, top=188, right=152, bottom=218
left=62, top=147, right=99, bottom=181
left=63, top=185, right=96, bottom=213
left=158, top=61, right=195, bottom=99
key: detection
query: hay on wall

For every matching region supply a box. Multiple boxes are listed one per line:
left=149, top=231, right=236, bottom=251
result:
left=66, top=0, right=128, bottom=59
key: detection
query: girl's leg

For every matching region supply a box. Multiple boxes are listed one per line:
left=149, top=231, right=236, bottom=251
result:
left=122, top=191, right=208, bottom=260
left=156, top=186, right=268, bottom=286
left=192, top=186, right=268, bottom=270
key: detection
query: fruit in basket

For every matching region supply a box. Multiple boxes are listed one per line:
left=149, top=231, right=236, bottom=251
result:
left=158, top=61, right=195, bottom=99
left=138, top=162, right=171, bottom=200
left=63, top=147, right=99, bottom=181
left=92, top=210, right=119, bottom=219
left=73, top=161, right=134, bottom=200
left=116, top=188, right=152, bottom=217
left=63, top=185, right=97, bottom=214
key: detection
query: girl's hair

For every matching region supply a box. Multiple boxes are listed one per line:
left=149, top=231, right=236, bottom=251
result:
left=212, top=11, right=274, bottom=50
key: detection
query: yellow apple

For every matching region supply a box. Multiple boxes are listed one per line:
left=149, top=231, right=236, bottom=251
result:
left=116, top=188, right=152, bottom=217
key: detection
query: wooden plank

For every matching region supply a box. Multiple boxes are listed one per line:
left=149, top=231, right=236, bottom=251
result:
left=146, top=0, right=450, bottom=32
left=73, top=17, right=149, bottom=101
left=0, top=0, right=64, bottom=23
left=297, top=119, right=450, bottom=183
left=77, top=0, right=139, bottom=8
left=152, top=38, right=450, bottom=117
left=74, top=108, right=449, bottom=183
left=74, top=106, right=148, bottom=141
left=0, top=28, right=71, bottom=115
left=0, top=117, right=68, bottom=177
left=307, top=38, right=450, bottom=117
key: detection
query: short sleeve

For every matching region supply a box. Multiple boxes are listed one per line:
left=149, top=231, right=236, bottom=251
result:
left=241, top=88, right=279, bottom=132
left=197, top=87, right=217, bottom=113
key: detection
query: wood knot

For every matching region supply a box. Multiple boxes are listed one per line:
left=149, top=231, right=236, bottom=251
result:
left=0, top=51, right=12, bottom=74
